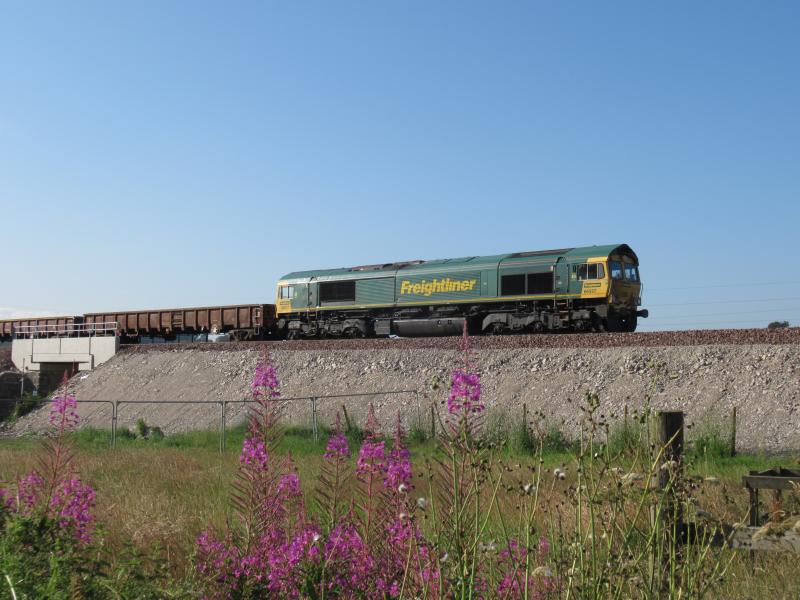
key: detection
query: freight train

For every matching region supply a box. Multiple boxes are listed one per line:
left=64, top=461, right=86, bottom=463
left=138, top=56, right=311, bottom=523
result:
left=1, top=244, right=646, bottom=342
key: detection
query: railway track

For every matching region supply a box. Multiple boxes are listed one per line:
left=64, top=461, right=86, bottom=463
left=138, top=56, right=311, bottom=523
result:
left=120, top=327, right=800, bottom=353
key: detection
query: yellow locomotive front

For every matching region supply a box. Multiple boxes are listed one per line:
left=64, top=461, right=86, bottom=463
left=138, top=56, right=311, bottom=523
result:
left=576, top=248, right=646, bottom=332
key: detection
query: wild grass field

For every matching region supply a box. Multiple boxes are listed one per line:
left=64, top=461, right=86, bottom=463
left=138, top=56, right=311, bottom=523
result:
left=1, top=339, right=799, bottom=599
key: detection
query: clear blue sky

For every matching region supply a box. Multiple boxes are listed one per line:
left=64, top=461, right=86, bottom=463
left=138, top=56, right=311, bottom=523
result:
left=1, top=2, right=798, bottom=330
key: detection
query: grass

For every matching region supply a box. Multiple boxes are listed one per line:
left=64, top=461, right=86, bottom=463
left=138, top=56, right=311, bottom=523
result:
left=2, top=421, right=799, bottom=596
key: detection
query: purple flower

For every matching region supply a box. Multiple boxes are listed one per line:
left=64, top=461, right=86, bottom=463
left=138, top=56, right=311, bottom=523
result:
left=50, top=477, right=96, bottom=544
left=324, top=522, right=375, bottom=593
left=447, top=369, right=484, bottom=414
left=239, top=437, right=269, bottom=470
left=50, top=391, right=80, bottom=430
left=385, top=443, right=412, bottom=491
left=497, top=537, right=553, bottom=598
left=278, top=472, right=301, bottom=498
left=356, top=439, right=386, bottom=478
left=15, top=472, right=44, bottom=513
left=252, top=353, right=280, bottom=400
left=324, top=416, right=350, bottom=460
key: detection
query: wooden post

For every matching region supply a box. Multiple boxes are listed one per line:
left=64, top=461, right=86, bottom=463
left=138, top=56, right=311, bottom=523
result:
left=730, top=406, right=737, bottom=457
left=654, top=411, right=684, bottom=487
left=430, top=405, right=436, bottom=439
left=652, top=411, right=685, bottom=586
left=341, top=404, right=352, bottom=432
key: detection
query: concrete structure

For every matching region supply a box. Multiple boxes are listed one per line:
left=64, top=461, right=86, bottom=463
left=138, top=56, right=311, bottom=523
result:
left=11, top=335, right=119, bottom=373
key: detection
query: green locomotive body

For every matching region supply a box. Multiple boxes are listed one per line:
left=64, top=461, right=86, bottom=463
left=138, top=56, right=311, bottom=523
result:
left=275, top=244, right=646, bottom=338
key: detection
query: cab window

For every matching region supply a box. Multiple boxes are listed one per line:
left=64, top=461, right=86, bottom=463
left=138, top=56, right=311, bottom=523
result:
left=574, top=263, right=606, bottom=280
left=609, top=261, right=623, bottom=280
left=279, top=285, right=295, bottom=299
left=624, top=264, right=639, bottom=282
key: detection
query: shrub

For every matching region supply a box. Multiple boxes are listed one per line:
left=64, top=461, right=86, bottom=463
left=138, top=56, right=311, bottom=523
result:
left=607, top=418, right=646, bottom=457
left=692, top=421, right=732, bottom=459
left=767, top=320, right=790, bottom=329
left=135, top=418, right=150, bottom=439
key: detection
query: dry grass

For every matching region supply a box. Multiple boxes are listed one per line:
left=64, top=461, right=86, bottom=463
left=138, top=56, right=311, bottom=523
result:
left=1, top=432, right=800, bottom=596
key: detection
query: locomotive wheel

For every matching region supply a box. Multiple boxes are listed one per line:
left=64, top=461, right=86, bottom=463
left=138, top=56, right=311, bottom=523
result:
left=488, top=322, right=507, bottom=335
left=591, top=314, right=606, bottom=332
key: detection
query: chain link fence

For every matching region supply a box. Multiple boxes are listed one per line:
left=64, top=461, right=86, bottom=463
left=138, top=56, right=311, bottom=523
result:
left=0, top=389, right=423, bottom=453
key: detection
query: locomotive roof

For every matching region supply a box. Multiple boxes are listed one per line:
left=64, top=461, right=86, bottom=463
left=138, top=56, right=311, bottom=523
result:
left=280, top=244, right=636, bottom=281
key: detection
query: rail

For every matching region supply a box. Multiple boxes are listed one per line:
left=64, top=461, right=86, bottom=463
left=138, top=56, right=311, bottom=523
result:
left=13, top=321, right=118, bottom=339
left=0, top=389, right=421, bottom=453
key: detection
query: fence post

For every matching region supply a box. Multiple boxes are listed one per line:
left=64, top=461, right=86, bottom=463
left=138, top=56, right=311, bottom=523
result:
left=311, top=397, right=319, bottom=443
left=219, top=400, right=227, bottom=454
left=730, top=406, right=737, bottom=457
left=415, top=391, right=421, bottom=433
left=111, top=400, right=118, bottom=449
left=652, top=410, right=685, bottom=575
left=430, top=404, right=436, bottom=439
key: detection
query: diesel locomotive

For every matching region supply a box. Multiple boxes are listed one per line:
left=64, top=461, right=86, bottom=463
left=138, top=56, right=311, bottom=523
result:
left=275, top=244, right=647, bottom=338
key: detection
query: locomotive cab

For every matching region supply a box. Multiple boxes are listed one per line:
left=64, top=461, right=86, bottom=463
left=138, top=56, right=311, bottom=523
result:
left=604, top=250, right=647, bottom=332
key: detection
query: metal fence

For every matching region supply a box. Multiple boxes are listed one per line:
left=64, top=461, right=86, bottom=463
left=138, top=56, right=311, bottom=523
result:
left=13, top=321, right=118, bottom=338
left=0, top=389, right=421, bottom=453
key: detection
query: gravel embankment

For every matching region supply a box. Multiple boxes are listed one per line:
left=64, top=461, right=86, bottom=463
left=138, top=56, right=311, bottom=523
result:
left=121, top=327, right=800, bottom=352
left=4, top=336, right=799, bottom=452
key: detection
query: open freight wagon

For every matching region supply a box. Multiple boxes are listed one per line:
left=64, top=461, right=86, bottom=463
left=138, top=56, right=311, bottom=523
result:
left=83, top=304, right=276, bottom=342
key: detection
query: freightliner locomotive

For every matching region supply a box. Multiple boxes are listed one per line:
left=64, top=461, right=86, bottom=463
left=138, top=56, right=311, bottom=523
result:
left=275, top=244, right=647, bottom=339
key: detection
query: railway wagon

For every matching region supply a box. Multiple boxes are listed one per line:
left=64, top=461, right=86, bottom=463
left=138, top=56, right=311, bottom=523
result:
left=275, top=244, right=648, bottom=338
left=84, top=304, right=276, bottom=341
left=0, top=316, right=77, bottom=341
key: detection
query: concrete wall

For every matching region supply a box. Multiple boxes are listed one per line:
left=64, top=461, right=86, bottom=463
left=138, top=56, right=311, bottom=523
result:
left=11, top=336, right=119, bottom=373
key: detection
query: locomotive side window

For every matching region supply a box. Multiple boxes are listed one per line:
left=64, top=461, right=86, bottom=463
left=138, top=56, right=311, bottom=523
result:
left=609, top=261, right=623, bottom=280
left=279, top=285, right=295, bottom=299
left=501, top=274, right=525, bottom=296
left=575, top=263, right=605, bottom=281
left=320, top=281, right=356, bottom=303
left=527, top=272, right=553, bottom=294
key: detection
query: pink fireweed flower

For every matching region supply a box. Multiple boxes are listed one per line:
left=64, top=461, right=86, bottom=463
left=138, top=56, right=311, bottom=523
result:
left=324, top=415, right=350, bottom=459
left=15, top=472, right=44, bottom=514
left=356, top=439, right=386, bottom=478
left=252, top=353, right=280, bottom=399
left=239, top=437, right=269, bottom=470
left=50, top=477, right=96, bottom=544
left=497, top=537, right=553, bottom=598
left=447, top=369, right=484, bottom=414
left=267, top=524, right=323, bottom=595
left=324, top=522, right=375, bottom=593
left=278, top=472, right=301, bottom=498
left=196, top=530, right=240, bottom=586
left=49, top=391, right=80, bottom=430
left=385, top=442, right=412, bottom=491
